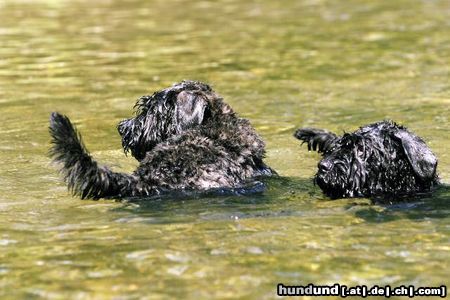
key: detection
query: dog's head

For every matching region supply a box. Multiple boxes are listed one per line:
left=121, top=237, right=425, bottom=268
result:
left=314, top=133, right=370, bottom=198
left=118, top=80, right=234, bottom=160
left=314, top=123, right=438, bottom=198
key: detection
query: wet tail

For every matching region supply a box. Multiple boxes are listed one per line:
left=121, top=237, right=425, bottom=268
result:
left=49, top=112, right=137, bottom=199
left=294, top=128, right=338, bottom=154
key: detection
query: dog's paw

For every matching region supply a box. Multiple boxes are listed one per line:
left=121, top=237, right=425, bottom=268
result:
left=294, top=128, right=337, bottom=153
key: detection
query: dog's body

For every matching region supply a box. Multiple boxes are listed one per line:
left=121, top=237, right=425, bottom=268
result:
left=295, top=121, right=438, bottom=199
left=50, top=81, right=275, bottom=199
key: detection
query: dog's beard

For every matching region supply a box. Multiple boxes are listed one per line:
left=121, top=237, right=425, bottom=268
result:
left=118, top=117, right=143, bottom=160
left=315, top=164, right=348, bottom=198
left=315, top=156, right=367, bottom=198
left=118, top=112, right=173, bottom=161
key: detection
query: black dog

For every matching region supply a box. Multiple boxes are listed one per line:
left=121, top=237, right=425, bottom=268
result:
left=294, top=120, right=438, bottom=199
left=49, top=81, right=275, bottom=199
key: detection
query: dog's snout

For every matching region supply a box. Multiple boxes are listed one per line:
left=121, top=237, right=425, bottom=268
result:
left=118, top=122, right=124, bottom=135
left=318, top=160, right=333, bottom=172
left=118, top=119, right=130, bottom=135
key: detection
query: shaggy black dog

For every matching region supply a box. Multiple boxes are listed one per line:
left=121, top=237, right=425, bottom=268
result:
left=49, top=80, right=275, bottom=199
left=294, top=120, right=438, bottom=199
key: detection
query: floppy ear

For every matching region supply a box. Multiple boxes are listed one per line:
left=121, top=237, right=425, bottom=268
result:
left=175, top=91, right=207, bottom=131
left=393, top=130, right=437, bottom=180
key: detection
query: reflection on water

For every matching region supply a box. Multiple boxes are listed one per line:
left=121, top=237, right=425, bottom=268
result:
left=0, top=0, right=449, bottom=298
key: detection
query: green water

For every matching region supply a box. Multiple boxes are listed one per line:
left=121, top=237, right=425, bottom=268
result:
left=0, top=0, right=449, bottom=298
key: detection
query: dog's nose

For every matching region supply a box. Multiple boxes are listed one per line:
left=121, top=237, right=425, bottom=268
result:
left=318, top=160, right=333, bottom=172
left=118, top=123, right=124, bottom=135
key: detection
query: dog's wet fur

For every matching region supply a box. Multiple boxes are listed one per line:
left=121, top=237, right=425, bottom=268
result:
left=49, top=81, right=275, bottom=199
left=295, top=120, right=439, bottom=200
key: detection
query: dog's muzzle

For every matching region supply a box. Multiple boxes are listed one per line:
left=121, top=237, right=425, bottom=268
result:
left=117, top=119, right=132, bottom=137
left=318, top=159, right=333, bottom=172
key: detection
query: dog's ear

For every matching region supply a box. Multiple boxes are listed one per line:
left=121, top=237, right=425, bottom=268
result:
left=393, top=130, right=437, bottom=180
left=175, top=91, right=208, bottom=131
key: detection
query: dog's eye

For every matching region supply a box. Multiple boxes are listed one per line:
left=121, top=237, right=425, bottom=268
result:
left=341, top=139, right=352, bottom=148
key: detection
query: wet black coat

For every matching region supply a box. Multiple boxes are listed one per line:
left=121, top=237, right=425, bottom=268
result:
left=295, top=121, right=438, bottom=200
left=49, top=81, right=275, bottom=199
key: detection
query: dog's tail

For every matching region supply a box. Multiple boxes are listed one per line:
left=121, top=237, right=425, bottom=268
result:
left=294, top=128, right=338, bottom=154
left=49, top=112, right=138, bottom=199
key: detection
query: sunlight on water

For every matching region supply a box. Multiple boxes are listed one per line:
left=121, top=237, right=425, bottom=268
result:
left=0, top=0, right=449, bottom=298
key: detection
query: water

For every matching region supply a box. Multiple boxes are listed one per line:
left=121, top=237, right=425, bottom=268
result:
left=0, top=0, right=449, bottom=298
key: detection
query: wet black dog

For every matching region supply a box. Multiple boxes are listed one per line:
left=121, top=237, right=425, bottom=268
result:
left=294, top=120, right=438, bottom=199
left=49, top=81, right=275, bottom=199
